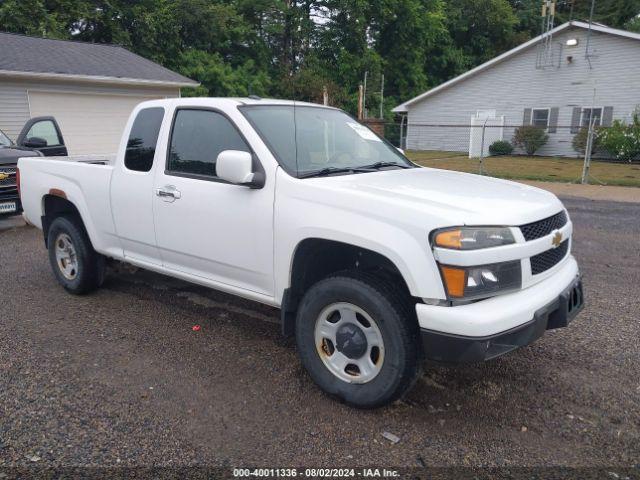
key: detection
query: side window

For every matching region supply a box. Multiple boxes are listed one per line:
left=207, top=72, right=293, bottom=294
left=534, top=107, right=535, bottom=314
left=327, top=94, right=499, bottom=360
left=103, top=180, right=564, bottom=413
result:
left=532, top=109, right=550, bottom=128
left=125, top=107, right=165, bottom=172
left=167, top=109, right=250, bottom=177
left=581, top=107, right=603, bottom=127
left=26, top=120, right=61, bottom=146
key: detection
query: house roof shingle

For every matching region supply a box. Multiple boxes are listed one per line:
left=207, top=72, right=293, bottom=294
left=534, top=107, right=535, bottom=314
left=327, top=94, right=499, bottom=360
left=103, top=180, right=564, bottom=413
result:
left=0, top=32, right=198, bottom=87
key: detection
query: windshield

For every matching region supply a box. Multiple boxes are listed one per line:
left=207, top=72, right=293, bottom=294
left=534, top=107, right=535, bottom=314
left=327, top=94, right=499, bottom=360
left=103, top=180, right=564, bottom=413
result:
left=0, top=129, right=11, bottom=147
left=240, top=105, right=412, bottom=177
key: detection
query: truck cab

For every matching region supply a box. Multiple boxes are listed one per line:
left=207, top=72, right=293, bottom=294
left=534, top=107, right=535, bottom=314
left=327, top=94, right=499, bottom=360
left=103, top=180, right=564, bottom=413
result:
left=18, top=98, right=583, bottom=408
left=0, top=117, right=67, bottom=217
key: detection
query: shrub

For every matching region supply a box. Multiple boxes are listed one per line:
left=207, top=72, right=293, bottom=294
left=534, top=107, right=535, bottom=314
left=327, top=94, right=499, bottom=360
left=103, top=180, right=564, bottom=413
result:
left=572, top=126, right=601, bottom=156
left=488, top=140, right=514, bottom=156
left=512, top=126, right=549, bottom=155
left=597, top=113, right=640, bottom=162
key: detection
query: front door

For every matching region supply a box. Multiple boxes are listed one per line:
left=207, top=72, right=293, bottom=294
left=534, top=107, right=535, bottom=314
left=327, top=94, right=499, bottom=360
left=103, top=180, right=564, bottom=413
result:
left=17, top=117, right=68, bottom=156
left=152, top=108, right=275, bottom=296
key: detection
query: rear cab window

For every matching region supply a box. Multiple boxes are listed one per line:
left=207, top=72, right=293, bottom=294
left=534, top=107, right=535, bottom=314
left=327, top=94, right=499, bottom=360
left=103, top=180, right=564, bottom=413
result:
left=125, top=107, right=165, bottom=172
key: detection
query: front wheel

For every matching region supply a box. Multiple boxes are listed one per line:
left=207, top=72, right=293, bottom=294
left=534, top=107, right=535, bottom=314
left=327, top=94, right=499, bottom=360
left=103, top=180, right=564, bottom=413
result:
left=47, top=216, right=105, bottom=294
left=295, top=272, right=422, bottom=408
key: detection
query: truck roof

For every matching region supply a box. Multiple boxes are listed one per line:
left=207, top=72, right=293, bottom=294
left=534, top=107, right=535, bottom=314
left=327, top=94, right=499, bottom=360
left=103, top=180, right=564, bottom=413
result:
left=136, top=97, right=331, bottom=110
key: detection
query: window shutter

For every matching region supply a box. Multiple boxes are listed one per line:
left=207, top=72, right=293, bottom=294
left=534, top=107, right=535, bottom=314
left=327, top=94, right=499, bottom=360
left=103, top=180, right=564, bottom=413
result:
left=548, top=107, right=559, bottom=133
left=523, top=108, right=532, bottom=126
left=570, top=107, right=582, bottom=134
left=602, top=106, right=614, bottom=127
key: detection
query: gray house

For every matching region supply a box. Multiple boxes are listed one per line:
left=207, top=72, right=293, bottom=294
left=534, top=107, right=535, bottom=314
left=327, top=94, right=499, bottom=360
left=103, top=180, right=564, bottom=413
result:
left=393, top=21, right=640, bottom=157
left=0, top=32, right=198, bottom=155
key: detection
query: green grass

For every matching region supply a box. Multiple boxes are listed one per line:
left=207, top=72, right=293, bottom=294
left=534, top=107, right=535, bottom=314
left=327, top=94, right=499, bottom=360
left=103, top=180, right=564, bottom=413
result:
left=405, top=151, right=640, bottom=188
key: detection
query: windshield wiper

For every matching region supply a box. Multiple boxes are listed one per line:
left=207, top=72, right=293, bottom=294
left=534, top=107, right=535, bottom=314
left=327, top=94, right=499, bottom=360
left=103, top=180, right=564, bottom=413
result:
left=355, top=161, right=412, bottom=170
left=298, top=167, right=366, bottom=178
left=298, top=162, right=412, bottom=179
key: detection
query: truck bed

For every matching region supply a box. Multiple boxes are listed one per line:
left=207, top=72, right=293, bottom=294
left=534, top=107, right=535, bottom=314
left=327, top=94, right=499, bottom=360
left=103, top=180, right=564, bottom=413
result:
left=18, top=155, right=119, bottom=256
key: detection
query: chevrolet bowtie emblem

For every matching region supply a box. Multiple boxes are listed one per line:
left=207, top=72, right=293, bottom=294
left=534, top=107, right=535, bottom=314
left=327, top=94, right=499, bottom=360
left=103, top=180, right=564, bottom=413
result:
left=0, top=173, right=9, bottom=181
left=552, top=231, right=563, bottom=248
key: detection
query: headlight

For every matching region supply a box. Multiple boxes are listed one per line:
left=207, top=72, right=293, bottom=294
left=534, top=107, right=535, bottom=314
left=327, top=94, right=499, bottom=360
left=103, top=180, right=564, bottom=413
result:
left=439, top=260, right=521, bottom=300
left=433, top=227, right=515, bottom=250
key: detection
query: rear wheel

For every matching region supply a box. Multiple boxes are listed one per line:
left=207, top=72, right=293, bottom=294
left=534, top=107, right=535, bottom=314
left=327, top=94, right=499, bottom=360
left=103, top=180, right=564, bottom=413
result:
left=295, top=272, right=421, bottom=408
left=47, top=216, right=105, bottom=294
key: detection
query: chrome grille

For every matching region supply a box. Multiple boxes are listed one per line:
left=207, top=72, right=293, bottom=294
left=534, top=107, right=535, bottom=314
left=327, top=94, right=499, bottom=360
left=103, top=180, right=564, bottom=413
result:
left=530, top=240, right=569, bottom=275
left=520, top=211, right=568, bottom=241
left=0, top=166, right=17, bottom=199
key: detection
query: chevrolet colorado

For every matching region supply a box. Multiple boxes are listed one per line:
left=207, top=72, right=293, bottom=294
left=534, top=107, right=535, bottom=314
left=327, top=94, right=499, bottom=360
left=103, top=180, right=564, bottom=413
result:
left=18, top=98, right=584, bottom=408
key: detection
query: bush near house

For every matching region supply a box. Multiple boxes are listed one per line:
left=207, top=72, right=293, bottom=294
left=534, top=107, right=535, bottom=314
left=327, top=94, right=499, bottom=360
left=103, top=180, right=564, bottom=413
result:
left=513, top=126, right=549, bottom=155
left=572, top=126, right=601, bottom=156
left=489, top=140, right=514, bottom=156
left=597, top=114, right=640, bottom=162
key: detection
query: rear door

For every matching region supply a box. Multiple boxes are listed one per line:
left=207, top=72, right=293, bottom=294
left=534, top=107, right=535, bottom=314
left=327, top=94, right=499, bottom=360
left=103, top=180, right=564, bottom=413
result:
left=110, top=106, right=167, bottom=265
left=16, top=117, right=68, bottom=156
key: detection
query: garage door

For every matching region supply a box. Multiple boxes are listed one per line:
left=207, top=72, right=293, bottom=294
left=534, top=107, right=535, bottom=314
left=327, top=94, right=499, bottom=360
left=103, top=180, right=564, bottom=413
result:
left=28, top=91, right=163, bottom=155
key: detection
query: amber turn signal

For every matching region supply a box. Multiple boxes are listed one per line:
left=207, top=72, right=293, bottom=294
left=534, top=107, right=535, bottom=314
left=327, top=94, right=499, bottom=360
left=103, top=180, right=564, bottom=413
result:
left=434, top=229, right=462, bottom=249
left=439, top=265, right=467, bottom=298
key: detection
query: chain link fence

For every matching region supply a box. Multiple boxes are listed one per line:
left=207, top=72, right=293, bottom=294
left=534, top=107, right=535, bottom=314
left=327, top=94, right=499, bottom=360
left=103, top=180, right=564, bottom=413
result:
left=385, top=123, right=639, bottom=162
left=378, top=120, right=640, bottom=186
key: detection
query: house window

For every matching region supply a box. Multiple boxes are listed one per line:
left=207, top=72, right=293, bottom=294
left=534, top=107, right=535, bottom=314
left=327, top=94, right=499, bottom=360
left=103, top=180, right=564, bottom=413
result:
left=581, top=107, right=603, bottom=127
left=532, top=109, right=550, bottom=128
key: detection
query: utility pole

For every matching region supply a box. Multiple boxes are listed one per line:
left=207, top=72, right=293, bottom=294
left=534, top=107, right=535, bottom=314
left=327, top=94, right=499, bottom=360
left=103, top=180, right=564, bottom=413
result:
left=363, top=71, right=368, bottom=119
left=322, top=85, right=328, bottom=106
left=357, top=85, right=364, bottom=120
left=379, top=74, right=384, bottom=119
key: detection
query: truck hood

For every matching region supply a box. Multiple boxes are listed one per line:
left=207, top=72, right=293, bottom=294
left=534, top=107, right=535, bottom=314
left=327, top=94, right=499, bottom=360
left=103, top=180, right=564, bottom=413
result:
left=307, top=167, right=564, bottom=226
left=0, top=146, right=40, bottom=165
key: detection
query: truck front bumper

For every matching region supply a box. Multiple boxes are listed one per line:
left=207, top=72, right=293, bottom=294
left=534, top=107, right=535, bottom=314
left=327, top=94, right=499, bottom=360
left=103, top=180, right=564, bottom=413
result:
left=416, top=257, right=584, bottom=363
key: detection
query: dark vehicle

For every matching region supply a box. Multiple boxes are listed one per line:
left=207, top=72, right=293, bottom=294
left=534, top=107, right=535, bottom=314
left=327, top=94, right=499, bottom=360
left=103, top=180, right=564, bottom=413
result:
left=0, top=117, right=67, bottom=218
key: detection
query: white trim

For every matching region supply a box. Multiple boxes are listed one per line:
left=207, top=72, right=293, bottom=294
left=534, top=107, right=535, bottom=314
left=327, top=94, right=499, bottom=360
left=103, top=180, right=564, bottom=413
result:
left=26, top=87, right=172, bottom=99
left=532, top=108, right=551, bottom=128
left=393, top=21, right=640, bottom=112
left=0, top=69, right=199, bottom=88
left=26, top=88, right=32, bottom=118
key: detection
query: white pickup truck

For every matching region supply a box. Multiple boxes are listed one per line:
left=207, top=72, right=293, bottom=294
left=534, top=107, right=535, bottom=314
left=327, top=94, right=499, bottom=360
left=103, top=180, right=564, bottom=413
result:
left=18, top=98, right=584, bottom=408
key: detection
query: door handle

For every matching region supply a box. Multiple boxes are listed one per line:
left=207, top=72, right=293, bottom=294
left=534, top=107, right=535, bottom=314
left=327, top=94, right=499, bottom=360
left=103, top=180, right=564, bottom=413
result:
left=155, top=186, right=181, bottom=200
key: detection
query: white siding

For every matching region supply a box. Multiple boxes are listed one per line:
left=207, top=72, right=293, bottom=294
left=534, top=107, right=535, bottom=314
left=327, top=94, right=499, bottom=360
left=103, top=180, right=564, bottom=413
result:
left=0, top=78, right=178, bottom=150
left=0, top=84, right=30, bottom=139
left=405, top=27, right=640, bottom=157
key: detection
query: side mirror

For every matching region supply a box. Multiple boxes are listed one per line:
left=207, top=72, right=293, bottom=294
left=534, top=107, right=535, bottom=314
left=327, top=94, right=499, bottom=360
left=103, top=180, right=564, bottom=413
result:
left=216, top=150, right=264, bottom=188
left=24, top=137, right=47, bottom=149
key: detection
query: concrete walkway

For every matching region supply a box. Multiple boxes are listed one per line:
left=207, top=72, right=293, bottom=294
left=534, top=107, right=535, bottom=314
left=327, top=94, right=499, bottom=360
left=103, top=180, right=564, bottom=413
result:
left=518, top=180, right=640, bottom=203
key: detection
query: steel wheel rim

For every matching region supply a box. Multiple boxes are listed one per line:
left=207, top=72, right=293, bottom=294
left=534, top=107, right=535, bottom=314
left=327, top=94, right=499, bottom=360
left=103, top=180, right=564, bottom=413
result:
left=314, top=302, right=385, bottom=384
left=54, top=233, right=78, bottom=280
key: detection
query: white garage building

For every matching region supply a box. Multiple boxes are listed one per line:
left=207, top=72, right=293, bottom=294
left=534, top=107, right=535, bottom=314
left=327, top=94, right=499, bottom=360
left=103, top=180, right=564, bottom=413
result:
left=0, top=32, right=198, bottom=155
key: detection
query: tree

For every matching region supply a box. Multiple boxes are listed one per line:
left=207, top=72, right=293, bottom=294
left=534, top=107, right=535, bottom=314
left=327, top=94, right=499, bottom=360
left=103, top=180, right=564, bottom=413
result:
left=0, top=0, right=637, bottom=118
left=445, top=0, right=519, bottom=66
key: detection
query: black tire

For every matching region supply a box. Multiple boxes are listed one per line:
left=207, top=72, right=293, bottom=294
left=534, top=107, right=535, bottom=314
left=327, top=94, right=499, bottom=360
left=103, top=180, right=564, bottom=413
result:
left=47, top=215, right=105, bottom=295
left=295, top=271, right=422, bottom=408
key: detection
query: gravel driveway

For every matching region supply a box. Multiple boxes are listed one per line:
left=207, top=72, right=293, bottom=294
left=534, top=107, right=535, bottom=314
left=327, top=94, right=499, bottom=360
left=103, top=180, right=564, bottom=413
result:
left=1, top=198, right=639, bottom=474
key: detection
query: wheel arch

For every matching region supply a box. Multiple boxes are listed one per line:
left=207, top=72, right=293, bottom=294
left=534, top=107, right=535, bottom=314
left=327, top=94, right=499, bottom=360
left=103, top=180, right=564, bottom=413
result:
left=41, top=193, right=89, bottom=248
left=281, top=237, right=417, bottom=337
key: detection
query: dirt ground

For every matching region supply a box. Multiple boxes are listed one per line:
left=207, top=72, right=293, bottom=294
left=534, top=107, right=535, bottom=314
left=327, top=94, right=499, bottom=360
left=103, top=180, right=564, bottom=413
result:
left=1, top=198, right=639, bottom=477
